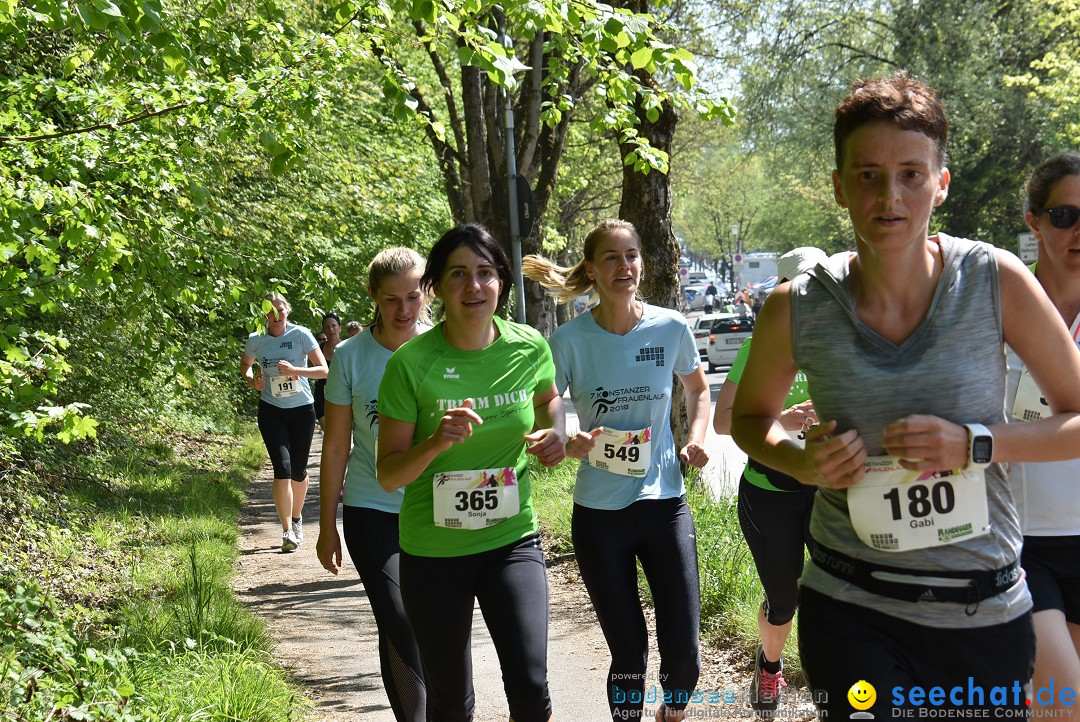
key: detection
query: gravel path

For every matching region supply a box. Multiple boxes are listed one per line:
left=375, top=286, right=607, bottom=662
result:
left=231, top=431, right=817, bottom=721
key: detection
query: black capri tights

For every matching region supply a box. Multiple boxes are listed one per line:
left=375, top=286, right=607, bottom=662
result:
left=573, top=496, right=701, bottom=720
left=737, top=475, right=816, bottom=625
left=256, top=400, right=315, bottom=481
left=399, top=533, right=551, bottom=722
left=343, top=506, right=426, bottom=722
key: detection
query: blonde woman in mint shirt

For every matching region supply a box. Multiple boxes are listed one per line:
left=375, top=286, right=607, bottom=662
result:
left=523, top=219, right=711, bottom=722
left=377, top=224, right=566, bottom=722
left=317, top=247, right=430, bottom=722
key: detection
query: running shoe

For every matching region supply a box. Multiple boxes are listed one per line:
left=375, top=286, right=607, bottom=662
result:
left=749, top=644, right=786, bottom=713
left=281, top=529, right=298, bottom=553
left=292, top=516, right=304, bottom=545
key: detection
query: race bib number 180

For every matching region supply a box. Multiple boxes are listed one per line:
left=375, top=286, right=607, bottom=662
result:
left=847, top=456, right=990, bottom=552
left=432, top=467, right=520, bottom=530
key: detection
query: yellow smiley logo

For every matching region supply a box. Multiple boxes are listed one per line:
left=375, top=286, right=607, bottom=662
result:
left=848, top=680, right=876, bottom=710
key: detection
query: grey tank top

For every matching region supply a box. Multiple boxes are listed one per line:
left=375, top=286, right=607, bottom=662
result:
left=791, top=233, right=1030, bottom=628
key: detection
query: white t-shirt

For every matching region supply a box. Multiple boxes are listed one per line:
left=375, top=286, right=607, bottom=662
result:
left=1004, top=312, right=1080, bottom=536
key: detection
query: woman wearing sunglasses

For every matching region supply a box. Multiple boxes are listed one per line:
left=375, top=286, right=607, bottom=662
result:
left=1006, top=152, right=1080, bottom=717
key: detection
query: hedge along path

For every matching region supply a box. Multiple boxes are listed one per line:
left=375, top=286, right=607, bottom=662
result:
left=231, top=430, right=617, bottom=720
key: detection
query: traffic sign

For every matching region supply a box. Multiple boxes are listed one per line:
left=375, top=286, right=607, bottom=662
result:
left=1018, top=232, right=1037, bottom=263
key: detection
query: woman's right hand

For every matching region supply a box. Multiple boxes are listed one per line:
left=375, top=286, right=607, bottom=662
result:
left=248, top=375, right=265, bottom=391
left=800, top=419, right=866, bottom=488
left=565, top=427, right=604, bottom=459
left=433, top=398, right=484, bottom=449
left=317, top=527, right=342, bottom=575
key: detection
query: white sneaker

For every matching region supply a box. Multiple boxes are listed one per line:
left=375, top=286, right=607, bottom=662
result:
left=281, top=529, right=298, bottom=552
left=292, top=516, right=304, bottom=545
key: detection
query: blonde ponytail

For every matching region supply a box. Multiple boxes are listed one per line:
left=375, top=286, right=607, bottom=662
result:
left=521, top=255, right=595, bottom=304
left=523, top=219, right=640, bottom=305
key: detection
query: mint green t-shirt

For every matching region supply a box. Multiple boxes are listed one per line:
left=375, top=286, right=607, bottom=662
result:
left=728, top=338, right=810, bottom=491
left=323, top=326, right=430, bottom=513
left=378, top=316, right=556, bottom=557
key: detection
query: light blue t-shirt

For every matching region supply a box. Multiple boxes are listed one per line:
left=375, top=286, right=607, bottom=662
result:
left=243, top=323, right=319, bottom=408
left=324, top=326, right=431, bottom=513
left=549, top=303, right=699, bottom=510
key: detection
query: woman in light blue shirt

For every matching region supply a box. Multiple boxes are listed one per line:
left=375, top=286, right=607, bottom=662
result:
left=316, top=248, right=430, bottom=721
left=524, top=220, right=711, bottom=722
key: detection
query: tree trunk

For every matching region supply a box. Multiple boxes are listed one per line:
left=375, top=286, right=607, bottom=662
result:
left=617, top=70, right=695, bottom=480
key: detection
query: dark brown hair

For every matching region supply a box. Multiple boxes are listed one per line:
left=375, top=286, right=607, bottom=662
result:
left=422, top=224, right=513, bottom=315
left=1023, top=152, right=1080, bottom=214
left=834, top=71, right=949, bottom=170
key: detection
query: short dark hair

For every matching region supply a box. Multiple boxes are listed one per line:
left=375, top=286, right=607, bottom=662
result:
left=1023, top=152, right=1080, bottom=214
left=422, top=223, right=513, bottom=313
left=322, top=312, right=340, bottom=325
left=834, top=71, right=949, bottom=170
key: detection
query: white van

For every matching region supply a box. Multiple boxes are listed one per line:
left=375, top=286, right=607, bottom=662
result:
left=680, top=270, right=709, bottom=288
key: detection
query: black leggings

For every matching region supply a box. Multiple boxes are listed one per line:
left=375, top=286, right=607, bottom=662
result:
left=343, top=506, right=425, bottom=722
left=573, top=497, right=701, bottom=720
left=399, top=533, right=551, bottom=722
left=737, top=475, right=816, bottom=625
left=256, top=400, right=315, bottom=480
left=799, top=587, right=1034, bottom=719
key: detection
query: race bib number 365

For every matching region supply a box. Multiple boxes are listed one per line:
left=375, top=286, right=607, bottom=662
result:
left=847, top=456, right=990, bottom=552
left=433, top=467, right=520, bottom=530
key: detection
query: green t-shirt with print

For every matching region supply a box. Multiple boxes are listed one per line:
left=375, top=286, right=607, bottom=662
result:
left=378, top=316, right=556, bottom=557
left=729, top=338, right=811, bottom=491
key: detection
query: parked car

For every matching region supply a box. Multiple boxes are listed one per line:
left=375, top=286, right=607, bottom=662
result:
left=706, top=315, right=755, bottom=372
left=691, top=313, right=725, bottom=360
left=684, top=284, right=709, bottom=311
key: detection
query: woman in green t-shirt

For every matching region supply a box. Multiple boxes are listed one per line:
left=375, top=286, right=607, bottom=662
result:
left=377, top=224, right=567, bottom=722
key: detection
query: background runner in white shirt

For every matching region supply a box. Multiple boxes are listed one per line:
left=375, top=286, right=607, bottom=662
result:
left=1005, top=152, right=1080, bottom=717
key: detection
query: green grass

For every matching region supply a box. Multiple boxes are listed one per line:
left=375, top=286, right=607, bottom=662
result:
left=531, top=459, right=804, bottom=681
left=0, top=427, right=310, bottom=721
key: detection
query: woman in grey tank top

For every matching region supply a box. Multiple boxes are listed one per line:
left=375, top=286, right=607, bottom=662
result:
left=730, top=74, right=1080, bottom=719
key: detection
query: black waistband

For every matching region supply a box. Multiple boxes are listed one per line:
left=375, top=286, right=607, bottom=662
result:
left=810, top=542, right=1021, bottom=615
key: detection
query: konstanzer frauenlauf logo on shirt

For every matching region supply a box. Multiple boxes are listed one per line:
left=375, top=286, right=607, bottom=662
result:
left=589, top=385, right=664, bottom=417
left=365, top=399, right=378, bottom=429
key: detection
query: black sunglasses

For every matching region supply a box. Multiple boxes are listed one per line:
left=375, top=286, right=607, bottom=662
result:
left=1038, top=204, right=1080, bottom=230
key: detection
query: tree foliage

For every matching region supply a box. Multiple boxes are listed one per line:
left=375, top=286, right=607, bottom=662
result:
left=0, top=0, right=445, bottom=443
left=675, top=0, right=1075, bottom=260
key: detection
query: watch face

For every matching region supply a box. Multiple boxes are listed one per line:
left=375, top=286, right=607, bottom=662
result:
left=972, top=436, right=993, bottom=464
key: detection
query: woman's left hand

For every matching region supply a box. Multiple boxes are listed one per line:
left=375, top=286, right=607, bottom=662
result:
left=524, top=428, right=568, bottom=467
left=882, top=414, right=969, bottom=471
left=277, top=360, right=297, bottom=375
left=679, top=442, right=709, bottom=469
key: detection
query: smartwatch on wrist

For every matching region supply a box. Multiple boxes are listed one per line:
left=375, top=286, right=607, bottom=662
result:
left=963, top=423, right=993, bottom=469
